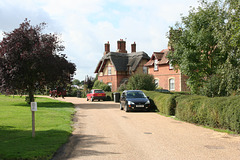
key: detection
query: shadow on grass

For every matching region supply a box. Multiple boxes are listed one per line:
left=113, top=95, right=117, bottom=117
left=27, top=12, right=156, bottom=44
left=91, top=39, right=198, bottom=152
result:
left=0, top=126, right=71, bottom=160
left=14, top=101, right=74, bottom=109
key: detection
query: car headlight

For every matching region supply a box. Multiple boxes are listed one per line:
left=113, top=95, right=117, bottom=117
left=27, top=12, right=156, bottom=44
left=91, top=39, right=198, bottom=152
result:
left=128, top=101, right=135, bottom=105
left=145, top=100, right=150, bottom=104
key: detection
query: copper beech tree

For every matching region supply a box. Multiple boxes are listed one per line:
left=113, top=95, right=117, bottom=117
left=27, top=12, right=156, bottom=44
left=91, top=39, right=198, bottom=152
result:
left=0, top=19, right=76, bottom=103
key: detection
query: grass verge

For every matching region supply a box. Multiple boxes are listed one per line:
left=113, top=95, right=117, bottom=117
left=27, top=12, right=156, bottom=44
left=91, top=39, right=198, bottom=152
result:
left=0, top=95, right=74, bottom=160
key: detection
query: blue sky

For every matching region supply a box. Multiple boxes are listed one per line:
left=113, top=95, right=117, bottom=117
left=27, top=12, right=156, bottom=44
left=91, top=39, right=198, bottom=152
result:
left=0, top=0, right=200, bottom=81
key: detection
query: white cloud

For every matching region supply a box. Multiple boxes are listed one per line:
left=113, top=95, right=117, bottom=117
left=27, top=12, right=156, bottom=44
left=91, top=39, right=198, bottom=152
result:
left=0, top=0, right=200, bottom=81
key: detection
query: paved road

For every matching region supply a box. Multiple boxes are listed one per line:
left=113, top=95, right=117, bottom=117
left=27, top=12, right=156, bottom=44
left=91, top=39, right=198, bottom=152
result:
left=52, top=97, right=240, bottom=160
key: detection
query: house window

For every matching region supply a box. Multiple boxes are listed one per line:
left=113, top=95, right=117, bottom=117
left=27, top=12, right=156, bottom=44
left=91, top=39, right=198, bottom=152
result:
left=155, top=79, right=159, bottom=87
left=143, top=66, right=148, bottom=74
left=169, top=78, right=175, bottom=91
left=169, top=61, right=174, bottom=70
left=154, top=59, right=158, bottom=71
left=108, top=66, right=111, bottom=75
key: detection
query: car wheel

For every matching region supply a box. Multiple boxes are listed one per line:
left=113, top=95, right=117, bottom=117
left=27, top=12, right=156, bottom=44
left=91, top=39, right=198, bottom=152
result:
left=86, top=97, right=89, bottom=101
left=91, top=97, right=94, bottom=102
left=120, top=103, right=123, bottom=110
left=125, top=104, right=129, bottom=112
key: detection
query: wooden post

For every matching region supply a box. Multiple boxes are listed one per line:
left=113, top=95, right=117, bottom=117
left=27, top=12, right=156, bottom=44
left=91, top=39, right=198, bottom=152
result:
left=31, top=102, right=37, bottom=138
left=32, top=111, right=35, bottom=137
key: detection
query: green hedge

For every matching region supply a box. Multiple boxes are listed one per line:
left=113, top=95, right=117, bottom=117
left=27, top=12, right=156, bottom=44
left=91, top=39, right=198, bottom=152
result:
left=176, top=95, right=240, bottom=133
left=144, top=91, right=176, bottom=115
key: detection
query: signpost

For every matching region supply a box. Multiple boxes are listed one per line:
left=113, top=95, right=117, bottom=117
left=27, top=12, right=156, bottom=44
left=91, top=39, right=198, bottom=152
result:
left=31, top=102, right=37, bottom=137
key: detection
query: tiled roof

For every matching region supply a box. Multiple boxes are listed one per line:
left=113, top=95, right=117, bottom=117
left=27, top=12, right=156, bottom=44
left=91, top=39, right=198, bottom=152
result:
left=144, top=49, right=169, bottom=67
left=94, top=52, right=150, bottom=73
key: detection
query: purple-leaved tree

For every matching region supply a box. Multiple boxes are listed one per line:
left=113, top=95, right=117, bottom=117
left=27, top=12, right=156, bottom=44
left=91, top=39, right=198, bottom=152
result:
left=0, top=19, right=76, bottom=103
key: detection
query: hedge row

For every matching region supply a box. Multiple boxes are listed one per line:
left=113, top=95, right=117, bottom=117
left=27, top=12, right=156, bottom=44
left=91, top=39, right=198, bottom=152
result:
left=144, top=91, right=240, bottom=133
left=144, top=91, right=177, bottom=115
left=175, top=95, right=240, bottom=133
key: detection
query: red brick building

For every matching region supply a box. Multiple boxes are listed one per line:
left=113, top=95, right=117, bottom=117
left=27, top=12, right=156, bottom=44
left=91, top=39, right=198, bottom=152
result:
left=144, top=49, right=188, bottom=92
left=94, top=39, right=150, bottom=91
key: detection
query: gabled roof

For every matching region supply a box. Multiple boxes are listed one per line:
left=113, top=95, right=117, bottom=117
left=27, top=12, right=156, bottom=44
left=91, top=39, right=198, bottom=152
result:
left=144, top=49, right=169, bottom=67
left=94, top=52, right=150, bottom=73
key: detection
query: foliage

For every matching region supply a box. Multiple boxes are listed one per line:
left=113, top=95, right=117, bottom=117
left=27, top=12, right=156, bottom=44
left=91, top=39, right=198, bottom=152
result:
left=167, top=0, right=240, bottom=96
left=175, top=95, right=240, bottom=133
left=0, top=19, right=76, bottom=103
left=144, top=91, right=176, bottom=115
left=72, top=79, right=81, bottom=86
left=84, top=75, right=95, bottom=91
left=0, top=95, right=74, bottom=159
left=92, top=80, right=111, bottom=92
left=126, top=74, right=156, bottom=91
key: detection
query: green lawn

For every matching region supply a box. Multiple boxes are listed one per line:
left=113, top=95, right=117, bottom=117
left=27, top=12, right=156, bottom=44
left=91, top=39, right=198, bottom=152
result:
left=0, top=95, right=75, bottom=160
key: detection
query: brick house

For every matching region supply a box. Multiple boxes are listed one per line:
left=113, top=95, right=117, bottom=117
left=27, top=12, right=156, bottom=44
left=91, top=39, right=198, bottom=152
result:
left=144, top=49, right=188, bottom=91
left=94, top=39, right=150, bottom=92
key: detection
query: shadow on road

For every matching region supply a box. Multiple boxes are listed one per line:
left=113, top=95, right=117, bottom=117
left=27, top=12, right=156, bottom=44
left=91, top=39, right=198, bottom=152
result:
left=52, top=134, right=120, bottom=159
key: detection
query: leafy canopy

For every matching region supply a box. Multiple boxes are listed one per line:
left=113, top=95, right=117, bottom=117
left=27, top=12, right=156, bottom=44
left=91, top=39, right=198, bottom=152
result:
left=0, top=19, right=76, bottom=102
left=168, top=0, right=240, bottom=96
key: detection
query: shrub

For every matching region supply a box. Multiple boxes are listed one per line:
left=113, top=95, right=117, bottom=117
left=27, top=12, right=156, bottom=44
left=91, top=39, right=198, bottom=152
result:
left=93, top=80, right=111, bottom=92
left=126, top=74, right=156, bottom=91
left=144, top=91, right=176, bottom=115
left=176, top=95, right=240, bottom=133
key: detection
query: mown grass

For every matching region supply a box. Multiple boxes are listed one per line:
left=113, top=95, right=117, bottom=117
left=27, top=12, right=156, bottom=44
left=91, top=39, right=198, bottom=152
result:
left=0, top=95, right=75, bottom=160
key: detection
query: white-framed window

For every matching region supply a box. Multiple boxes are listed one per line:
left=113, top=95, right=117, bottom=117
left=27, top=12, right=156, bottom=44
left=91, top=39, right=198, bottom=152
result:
left=169, top=78, right=175, bottom=91
left=169, top=61, right=174, bottom=70
left=143, top=66, right=148, bottom=74
left=155, top=79, right=159, bottom=88
left=154, top=59, right=158, bottom=71
left=108, top=66, right=111, bottom=75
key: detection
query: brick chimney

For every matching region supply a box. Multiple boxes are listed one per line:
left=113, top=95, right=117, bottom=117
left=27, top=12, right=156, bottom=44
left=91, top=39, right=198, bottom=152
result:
left=131, top=42, right=136, bottom=53
left=117, top=39, right=127, bottom=53
left=104, top=41, right=110, bottom=55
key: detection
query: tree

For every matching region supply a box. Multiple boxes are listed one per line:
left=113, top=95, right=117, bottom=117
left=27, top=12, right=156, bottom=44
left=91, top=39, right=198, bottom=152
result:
left=167, top=0, right=240, bottom=96
left=0, top=19, right=76, bottom=103
left=126, top=74, right=156, bottom=91
left=72, top=79, right=81, bottom=86
left=92, top=80, right=111, bottom=92
left=84, top=75, right=95, bottom=91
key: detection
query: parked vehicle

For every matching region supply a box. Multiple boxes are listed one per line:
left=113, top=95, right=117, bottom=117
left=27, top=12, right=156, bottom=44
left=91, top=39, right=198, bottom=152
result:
left=49, top=87, right=66, bottom=98
left=120, top=90, right=150, bottom=112
left=86, top=89, right=106, bottom=102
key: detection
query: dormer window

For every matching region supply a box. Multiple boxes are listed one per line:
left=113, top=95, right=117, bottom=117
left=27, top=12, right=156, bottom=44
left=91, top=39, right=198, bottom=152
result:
left=169, top=62, right=174, bottom=70
left=154, top=59, right=158, bottom=71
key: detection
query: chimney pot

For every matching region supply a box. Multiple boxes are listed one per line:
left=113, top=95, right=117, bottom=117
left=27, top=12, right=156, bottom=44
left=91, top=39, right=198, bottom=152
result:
left=104, top=41, right=110, bottom=55
left=131, top=42, right=136, bottom=53
left=117, top=39, right=127, bottom=53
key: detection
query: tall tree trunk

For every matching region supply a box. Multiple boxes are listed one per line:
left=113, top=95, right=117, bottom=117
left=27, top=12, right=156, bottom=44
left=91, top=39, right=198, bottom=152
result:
left=28, top=87, right=34, bottom=103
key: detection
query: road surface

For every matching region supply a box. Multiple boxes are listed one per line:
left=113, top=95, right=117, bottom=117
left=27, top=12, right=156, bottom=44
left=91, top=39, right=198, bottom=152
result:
left=52, top=97, right=240, bottom=160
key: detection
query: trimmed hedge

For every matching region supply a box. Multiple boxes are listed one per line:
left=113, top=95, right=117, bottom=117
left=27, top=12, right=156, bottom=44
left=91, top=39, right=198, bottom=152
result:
left=176, top=95, right=240, bottom=133
left=144, top=91, right=177, bottom=115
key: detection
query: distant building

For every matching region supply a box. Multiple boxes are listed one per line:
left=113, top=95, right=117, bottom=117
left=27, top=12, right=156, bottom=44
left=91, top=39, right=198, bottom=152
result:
left=94, top=39, right=150, bottom=91
left=144, top=49, right=188, bottom=92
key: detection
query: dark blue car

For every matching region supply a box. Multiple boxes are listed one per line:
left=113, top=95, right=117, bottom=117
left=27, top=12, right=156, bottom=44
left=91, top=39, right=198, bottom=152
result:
left=120, top=90, right=150, bottom=112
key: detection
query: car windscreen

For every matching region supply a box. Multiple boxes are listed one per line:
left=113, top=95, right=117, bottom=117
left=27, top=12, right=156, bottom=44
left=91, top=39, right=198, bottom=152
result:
left=94, top=90, right=104, bottom=93
left=126, top=91, right=146, bottom=98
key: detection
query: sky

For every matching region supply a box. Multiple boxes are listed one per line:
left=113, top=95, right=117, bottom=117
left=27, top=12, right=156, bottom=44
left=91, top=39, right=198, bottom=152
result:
left=0, top=0, right=200, bottom=81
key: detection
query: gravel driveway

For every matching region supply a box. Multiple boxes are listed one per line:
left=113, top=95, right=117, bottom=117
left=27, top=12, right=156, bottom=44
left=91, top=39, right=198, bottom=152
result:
left=51, top=97, right=240, bottom=160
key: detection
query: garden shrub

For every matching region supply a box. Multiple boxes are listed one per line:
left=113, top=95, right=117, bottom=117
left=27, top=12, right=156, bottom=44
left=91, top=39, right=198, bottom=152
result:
left=144, top=91, right=176, bottom=115
left=93, top=80, right=111, bottom=92
left=176, top=95, right=240, bottom=133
